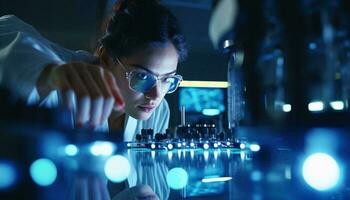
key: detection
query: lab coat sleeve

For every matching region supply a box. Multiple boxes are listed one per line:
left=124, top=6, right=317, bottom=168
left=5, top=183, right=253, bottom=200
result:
left=0, top=15, right=70, bottom=99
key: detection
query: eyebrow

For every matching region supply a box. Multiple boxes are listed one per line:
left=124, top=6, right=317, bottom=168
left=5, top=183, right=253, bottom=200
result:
left=130, top=64, right=177, bottom=76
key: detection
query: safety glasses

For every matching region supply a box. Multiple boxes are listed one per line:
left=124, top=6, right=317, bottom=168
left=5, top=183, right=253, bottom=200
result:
left=114, top=57, right=183, bottom=94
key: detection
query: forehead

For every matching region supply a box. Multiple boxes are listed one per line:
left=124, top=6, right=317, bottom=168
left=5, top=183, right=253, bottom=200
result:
left=121, top=42, right=179, bottom=76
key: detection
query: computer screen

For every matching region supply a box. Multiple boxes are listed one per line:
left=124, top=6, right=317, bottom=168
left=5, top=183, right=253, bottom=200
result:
left=179, top=87, right=225, bottom=113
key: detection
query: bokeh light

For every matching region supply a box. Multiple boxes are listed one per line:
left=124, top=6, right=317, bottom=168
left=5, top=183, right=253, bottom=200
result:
left=0, top=161, right=17, bottom=189
left=104, top=155, right=131, bottom=183
left=166, top=167, right=189, bottom=190
left=302, top=153, right=340, bottom=191
left=30, top=158, right=57, bottom=186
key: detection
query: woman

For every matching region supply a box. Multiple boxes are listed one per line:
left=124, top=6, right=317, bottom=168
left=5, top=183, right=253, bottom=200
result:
left=0, top=0, right=187, bottom=199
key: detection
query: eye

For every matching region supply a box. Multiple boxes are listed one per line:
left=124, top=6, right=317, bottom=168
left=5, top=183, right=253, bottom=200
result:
left=136, top=72, right=149, bottom=80
left=162, top=77, right=176, bottom=84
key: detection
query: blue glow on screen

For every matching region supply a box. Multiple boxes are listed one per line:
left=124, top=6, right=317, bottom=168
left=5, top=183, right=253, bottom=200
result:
left=179, top=88, right=225, bottom=113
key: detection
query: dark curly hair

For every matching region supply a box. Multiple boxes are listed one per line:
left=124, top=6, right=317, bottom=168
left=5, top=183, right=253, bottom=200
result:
left=100, top=0, right=187, bottom=62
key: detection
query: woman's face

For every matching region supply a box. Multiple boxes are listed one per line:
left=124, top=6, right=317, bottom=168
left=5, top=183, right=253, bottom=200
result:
left=110, top=42, right=179, bottom=120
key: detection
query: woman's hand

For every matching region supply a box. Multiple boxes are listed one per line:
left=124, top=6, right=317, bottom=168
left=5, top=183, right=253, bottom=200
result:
left=38, top=62, right=124, bottom=128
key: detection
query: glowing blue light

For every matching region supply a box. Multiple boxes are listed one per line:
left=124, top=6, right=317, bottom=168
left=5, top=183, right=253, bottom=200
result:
left=151, top=143, right=156, bottom=149
left=167, top=143, right=173, bottom=150
left=309, top=42, right=317, bottom=50
left=0, top=162, right=17, bottom=189
left=302, top=153, right=340, bottom=191
left=202, top=108, right=220, bottom=116
left=30, top=159, right=57, bottom=186
left=203, top=143, right=209, bottom=150
left=202, top=176, right=232, bottom=183
left=226, top=142, right=231, bottom=146
left=90, top=141, right=115, bottom=156
left=190, top=142, right=195, bottom=147
left=166, top=168, right=188, bottom=190
left=308, top=101, right=324, bottom=112
left=282, top=104, right=292, bottom=112
left=213, top=143, right=218, bottom=148
left=251, top=170, right=263, bottom=182
left=177, top=143, right=182, bottom=148
left=240, top=143, right=246, bottom=149
left=330, top=101, right=344, bottom=111
left=182, top=142, right=186, bottom=146
left=250, top=144, right=261, bottom=152
left=64, top=144, right=78, bottom=156
left=104, top=155, right=131, bottom=183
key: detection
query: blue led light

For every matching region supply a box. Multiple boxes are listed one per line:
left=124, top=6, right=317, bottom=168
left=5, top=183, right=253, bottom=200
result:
left=104, top=155, right=131, bottom=183
left=90, top=141, right=115, bottom=156
left=166, top=167, right=189, bottom=190
left=213, top=143, right=218, bottom=148
left=177, top=143, right=182, bottom=148
left=202, top=176, right=232, bottom=183
left=64, top=144, right=78, bottom=156
left=167, top=143, right=173, bottom=150
left=240, top=143, right=246, bottom=149
left=190, top=142, right=195, bottom=147
left=151, top=143, right=156, bottom=149
left=30, top=159, right=57, bottom=186
left=0, top=161, right=17, bottom=189
left=202, top=108, right=220, bottom=116
left=203, top=143, right=209, bottom=150
left=250, top=144, right=261, bottom=152
left=302, top=153, right=340, bottom=191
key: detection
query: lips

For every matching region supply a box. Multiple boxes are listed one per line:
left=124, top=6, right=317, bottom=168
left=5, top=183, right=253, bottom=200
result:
left=137, top=104, right=156, bottom=113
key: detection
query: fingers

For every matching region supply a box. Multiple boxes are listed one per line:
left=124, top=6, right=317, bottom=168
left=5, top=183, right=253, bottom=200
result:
left=89, top=68, right=116, bottom=125
left=104, top=71, right=125, bottom=110
left=66, top=66, right=91, bottom=125
left=52, top=62, right=124, bottom=128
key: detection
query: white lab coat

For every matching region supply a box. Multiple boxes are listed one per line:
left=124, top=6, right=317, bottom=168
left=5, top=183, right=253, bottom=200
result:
left=0, top=15, right=170, bottom=199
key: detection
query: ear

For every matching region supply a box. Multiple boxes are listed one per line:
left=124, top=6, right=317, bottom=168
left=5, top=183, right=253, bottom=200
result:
left=98, top=47, right=114, bottom=68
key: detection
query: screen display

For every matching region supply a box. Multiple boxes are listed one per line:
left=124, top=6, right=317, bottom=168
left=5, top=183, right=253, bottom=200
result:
left=179, top=88, right=225, bottom=113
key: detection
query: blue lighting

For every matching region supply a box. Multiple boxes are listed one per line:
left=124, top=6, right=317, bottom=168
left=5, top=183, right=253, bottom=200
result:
left=308, top=42, right=317, bottom=50
left=203, top=143, right=209, bottom=150
left=240, top=143, right=246, bottom=149
left=250, top=144, right=261, bottom=152
left=190, top=142, right=195, bottom=147
left=251, top=170, right=263, bottom=182
left=302, top=153, right=340, bottom=191
left=151, top=143, right=156, bottom=149
left=30, top=159, right=57, bottom=186
left=166, top=167, right=189, bottom=190
left=64, top=144, right=78, bottom=156
left=308, top=101, right=324, bottom=112
left=0, top=161, right=17, bottom=189
left=213, top=143, right=219, bottom=148
left=167, top=143, right=174, bottom=150
left=177, top=143, right=182, bottom=148
left=202, top=176, right=232, bottom=183
left=330, top=101, right=345, bottom=111
left=90, top=141, right=115, bottom=156
left=202, top=108, right=221, bottom=116
left=104, top=155, right=131, bottom=183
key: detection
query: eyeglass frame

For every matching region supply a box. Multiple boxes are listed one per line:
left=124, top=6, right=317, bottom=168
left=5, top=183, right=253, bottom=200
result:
left=113, top=56, right=183, bottom=94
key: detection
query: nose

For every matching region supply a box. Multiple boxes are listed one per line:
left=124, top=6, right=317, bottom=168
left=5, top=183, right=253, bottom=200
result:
left=144, top=83, right=162, bottom=100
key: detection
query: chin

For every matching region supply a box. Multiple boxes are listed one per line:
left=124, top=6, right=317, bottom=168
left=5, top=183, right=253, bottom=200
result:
left=128, top=110, right=153, bottom=120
